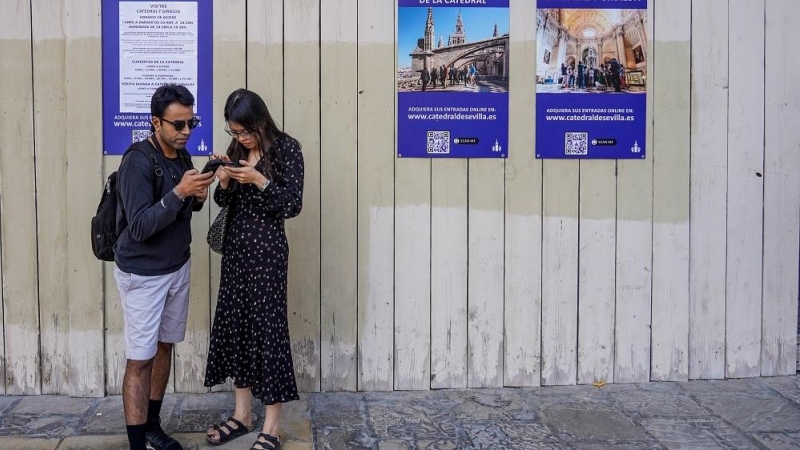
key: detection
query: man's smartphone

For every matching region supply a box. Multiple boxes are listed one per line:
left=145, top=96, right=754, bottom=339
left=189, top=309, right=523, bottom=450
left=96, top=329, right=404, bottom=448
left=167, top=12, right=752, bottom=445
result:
left=201, top=159, right=240, bottom=174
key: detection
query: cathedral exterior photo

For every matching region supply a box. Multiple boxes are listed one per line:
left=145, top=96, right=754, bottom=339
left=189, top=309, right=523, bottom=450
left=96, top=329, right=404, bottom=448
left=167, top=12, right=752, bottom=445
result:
left=398, top=7, right=509, bottom=93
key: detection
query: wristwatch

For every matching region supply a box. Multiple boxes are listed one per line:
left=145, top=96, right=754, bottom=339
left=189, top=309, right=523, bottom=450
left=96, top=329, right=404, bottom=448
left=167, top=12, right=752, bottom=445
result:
left=257, top=177, right=270, bottom=192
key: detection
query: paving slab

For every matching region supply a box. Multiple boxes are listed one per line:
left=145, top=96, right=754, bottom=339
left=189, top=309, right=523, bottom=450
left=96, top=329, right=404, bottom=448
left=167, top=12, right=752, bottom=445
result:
left=608, top=389, right=708, bottom=418
left=691, top=391, right=800, bottom=432
left=757, top=375, right=800, bottom=405
left=315, top=427, right=374, bottom=450
left=12, top=396, right=95, bottom=415
left=0, top=437, right=60, bottom=450
left=58, top=434, right=131, bottom=449
left=639, top=417, right=760, bottom=450
left=462, top=420, right=565, bottom=449
left=539, top=401, right=651, bottom=441
left=0, top=413, right=83, bottom=438
left=0, top=396, right=21, bottom=415
left=751, top=431, right=800, bottom=450
left=678, top=378, right=769, bottom=394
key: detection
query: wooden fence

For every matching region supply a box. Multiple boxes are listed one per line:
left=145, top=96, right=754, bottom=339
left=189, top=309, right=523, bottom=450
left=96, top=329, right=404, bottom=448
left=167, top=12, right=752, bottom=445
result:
left=0, top=0, right=797, bottom=397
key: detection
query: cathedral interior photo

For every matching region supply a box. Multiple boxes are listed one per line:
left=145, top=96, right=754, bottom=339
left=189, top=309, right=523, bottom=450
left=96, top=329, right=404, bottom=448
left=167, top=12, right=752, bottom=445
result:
left=536, top=8, right=648, bottom=94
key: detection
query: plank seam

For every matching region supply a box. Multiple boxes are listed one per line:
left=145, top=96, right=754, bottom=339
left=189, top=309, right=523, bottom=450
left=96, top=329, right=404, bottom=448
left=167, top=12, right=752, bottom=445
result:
left=576, top=160, right=581, bottom=386
left=759, top=0, right=767, bottom=376
left=647, top=0, right=655, bottom=382
left=317, top=0, right=323, bottom=391
left=538, top=159, right=544, bottom=386
left=687, top=0, right=694, bottom=379
left=30, top=0, right=44, bottom=395
left=464, top=158, right=472, bottom=388
left=723, top=0, right=730, bottom=378
left=355, top=0, right=360, bottom=391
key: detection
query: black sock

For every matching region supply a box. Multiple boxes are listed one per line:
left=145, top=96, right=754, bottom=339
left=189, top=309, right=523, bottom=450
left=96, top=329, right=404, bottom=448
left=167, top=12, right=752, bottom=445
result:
left=147, top=399, right=164, bottom=429
left=126, top=423, right=148, bottom=450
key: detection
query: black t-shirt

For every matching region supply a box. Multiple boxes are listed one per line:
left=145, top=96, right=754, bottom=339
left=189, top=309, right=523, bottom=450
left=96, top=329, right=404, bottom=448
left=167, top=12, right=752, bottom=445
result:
left=114, top=139, right=201, bottom=276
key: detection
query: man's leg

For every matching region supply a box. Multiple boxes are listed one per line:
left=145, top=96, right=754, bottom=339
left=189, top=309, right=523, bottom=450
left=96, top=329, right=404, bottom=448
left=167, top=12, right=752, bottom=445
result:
left=146, top=261, right=191, bottom=450
left=123, top=358, right=154, bottom=450
left=146, top=341, right=173, bottom=429
left=150, top=341, right=173, bottom=400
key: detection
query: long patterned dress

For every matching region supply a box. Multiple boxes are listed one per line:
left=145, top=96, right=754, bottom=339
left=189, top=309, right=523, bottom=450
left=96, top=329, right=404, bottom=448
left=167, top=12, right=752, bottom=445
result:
left=204, top=135, right=304, bottom=405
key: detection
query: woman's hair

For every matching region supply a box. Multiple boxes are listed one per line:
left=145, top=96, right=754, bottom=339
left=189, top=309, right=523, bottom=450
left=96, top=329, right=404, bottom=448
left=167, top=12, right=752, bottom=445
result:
left=224, top=88, right=286, bottom=184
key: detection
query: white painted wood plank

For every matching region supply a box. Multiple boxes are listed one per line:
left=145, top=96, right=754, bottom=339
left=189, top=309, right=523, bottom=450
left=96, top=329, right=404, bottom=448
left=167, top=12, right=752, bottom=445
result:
left=762, top=0, right=800, bottom=376
left=357, top=0, right=395, bottom=391
left=689, top=0, right=728, bottom=380
left=33, top=0, right=105, bottom=397
left=614, top=7, right=653, bottom=384
left=0, top=195, right=4, bottom=394
left=320, top=0, right=358, bottom=392
left=284, top=0, right=321, bottom=392
left=0, top=0, right=40, bottom=395
left=578, top=161, right=616, bottom=385
left=725, top=0, right=765, bottom=379
left=201, top=0, right=246, bottom=395
left=503, top=0, right=541, bottom=388
left=541, top=160, right=578, bottom=386
left=103, top=156, right=125, bottom=395
left=431, top=160, right=468, bottom=389
left=650, top=0, right=691, bottom=382
left=468, top=160, right=505, bottom=388
left=173, top=155, right=213, bottom=393
left=248, top=0, right=283, bottom=127
left=394, top=159, right=431, bottom=390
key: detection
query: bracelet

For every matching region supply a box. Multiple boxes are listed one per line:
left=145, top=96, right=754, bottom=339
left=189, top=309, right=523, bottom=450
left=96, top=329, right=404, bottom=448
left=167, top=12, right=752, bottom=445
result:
left=172, top=187, right=186, bottom=201
left=257, top=177, right=270, bottom=192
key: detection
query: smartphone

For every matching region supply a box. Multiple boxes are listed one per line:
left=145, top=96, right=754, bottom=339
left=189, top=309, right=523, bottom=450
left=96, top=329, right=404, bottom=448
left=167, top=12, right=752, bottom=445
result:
left=201, top=159, right=240, bottom=174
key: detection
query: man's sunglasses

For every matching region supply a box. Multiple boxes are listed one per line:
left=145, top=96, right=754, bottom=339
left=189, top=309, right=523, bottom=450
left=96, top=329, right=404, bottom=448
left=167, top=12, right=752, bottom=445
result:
left=160, top=116, right=201, bottom=131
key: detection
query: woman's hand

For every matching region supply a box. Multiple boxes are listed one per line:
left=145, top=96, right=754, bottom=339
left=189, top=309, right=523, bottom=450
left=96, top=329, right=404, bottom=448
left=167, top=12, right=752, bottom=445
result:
left=211, top=153, right=232, bottom=188
left=224, top=160, right=267, bottom=187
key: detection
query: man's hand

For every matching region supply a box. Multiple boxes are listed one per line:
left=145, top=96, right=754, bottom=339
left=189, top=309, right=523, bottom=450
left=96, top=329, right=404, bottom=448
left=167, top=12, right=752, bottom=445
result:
left=175, top=169, right=215, bottom=198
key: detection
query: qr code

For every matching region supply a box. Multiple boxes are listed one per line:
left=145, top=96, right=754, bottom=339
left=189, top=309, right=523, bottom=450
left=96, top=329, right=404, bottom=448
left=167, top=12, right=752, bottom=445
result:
left=427, top=130, right=450, bottom=154
left=565, top=132, right=588, bottom=155
left=131, top=129, right=150, bottom=143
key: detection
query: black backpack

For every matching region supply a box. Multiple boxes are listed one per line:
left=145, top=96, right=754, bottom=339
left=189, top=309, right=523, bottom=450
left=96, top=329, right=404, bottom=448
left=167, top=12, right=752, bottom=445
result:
left=91, top=144, right=166, bottom=261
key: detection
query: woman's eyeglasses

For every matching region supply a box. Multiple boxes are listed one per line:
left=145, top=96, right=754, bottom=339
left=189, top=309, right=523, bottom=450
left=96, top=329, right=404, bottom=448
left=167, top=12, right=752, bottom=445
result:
left=225, top=127, right=254, bottom=139
left=160, top=117, right=201, bottom=131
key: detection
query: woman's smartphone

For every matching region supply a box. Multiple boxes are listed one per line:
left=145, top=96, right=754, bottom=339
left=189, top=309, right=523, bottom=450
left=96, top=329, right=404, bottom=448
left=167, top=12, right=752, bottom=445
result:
left=201, top=159, right=240, bottom=174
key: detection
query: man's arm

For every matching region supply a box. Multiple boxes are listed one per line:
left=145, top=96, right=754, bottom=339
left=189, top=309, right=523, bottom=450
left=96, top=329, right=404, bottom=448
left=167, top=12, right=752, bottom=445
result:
left=118, top=152, right=184, bottom=242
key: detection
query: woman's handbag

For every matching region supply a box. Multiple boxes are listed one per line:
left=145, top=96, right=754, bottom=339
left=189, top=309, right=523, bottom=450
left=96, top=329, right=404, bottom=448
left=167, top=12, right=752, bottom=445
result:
left=207, top=206, right=230, bottom=255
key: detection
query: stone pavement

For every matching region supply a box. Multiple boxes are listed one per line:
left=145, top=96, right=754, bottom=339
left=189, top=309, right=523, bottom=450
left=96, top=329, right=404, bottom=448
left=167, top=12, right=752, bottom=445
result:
left=0, top=376, right=798, bottom=449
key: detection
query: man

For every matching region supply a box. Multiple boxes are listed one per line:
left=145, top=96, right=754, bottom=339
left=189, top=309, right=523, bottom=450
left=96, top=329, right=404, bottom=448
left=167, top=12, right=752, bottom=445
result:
left=610, top=58, right=622, bottom=92
left=114, top=84, right=214, bottom=450
left=420, top=67, right=431, bottom=92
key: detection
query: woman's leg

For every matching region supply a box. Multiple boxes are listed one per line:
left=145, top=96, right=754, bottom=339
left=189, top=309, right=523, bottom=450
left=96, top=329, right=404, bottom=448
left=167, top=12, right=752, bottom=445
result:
left=207, top=387, right=254, bottom=441
left=233, top=387, right=254, bottom=424
left=262, top=403, right=282, bottom=437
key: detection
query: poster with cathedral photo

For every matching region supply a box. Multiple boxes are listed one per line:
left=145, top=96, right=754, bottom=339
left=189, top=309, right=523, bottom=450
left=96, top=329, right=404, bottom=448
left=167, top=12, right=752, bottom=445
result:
left=397, top=0, right=509, bottom=158
left=535, top=0, right=648, bottom=159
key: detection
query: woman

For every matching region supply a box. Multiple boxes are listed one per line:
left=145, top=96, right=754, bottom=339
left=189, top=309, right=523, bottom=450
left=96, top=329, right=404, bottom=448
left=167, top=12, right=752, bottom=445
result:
left=204, top=88, right=304, bottom=450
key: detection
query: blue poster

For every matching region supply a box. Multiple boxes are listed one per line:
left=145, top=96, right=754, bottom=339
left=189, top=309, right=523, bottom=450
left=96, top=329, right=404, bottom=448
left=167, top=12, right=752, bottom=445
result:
left=102, top=0, right=213, bottom=155
left=397, top=0, right=509, bottom=158
left=536, top=0, right=647, bottom=159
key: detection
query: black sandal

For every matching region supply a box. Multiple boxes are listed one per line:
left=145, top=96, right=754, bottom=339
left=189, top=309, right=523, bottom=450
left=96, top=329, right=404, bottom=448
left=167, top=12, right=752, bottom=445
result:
left=205, top=416, right=255, bottom=446
left=250, top=432, right=281, bottom=449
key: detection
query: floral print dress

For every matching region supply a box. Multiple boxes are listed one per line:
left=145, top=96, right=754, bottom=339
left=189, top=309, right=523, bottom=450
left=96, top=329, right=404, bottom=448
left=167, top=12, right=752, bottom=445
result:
left=204, top=136, right=304, bottom=405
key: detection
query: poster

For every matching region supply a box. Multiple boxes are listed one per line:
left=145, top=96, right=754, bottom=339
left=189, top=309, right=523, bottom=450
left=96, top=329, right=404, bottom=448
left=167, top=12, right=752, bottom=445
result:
left=535, top=0, right=647, bottom=159
left=102, top=0, right=213, bottom=155
left=397, top=0, right=509, bottom=158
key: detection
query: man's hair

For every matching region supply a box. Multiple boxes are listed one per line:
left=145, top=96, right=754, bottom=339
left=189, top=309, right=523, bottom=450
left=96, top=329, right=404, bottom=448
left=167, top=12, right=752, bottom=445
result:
left=150, top=84, right=195, bottom=132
